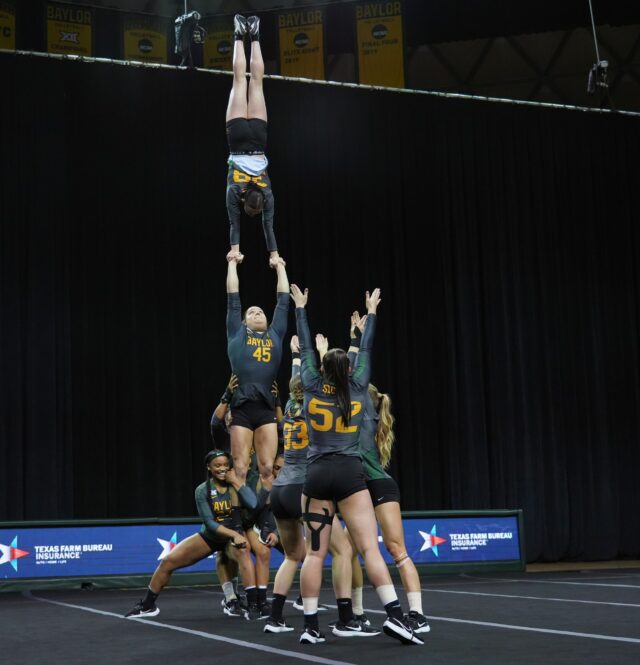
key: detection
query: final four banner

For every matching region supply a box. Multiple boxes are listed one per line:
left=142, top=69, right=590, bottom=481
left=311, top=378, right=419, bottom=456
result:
left=46, top=2, right=93, bottom=56
left=356, top=1, right=405, bottom=88
left=0, top=1, right=15, bottom=51
left=123, top=15, right=168, bottom=64
left=201, top=17, right=232, bottom=71
left=278, top=8, right=325, bottom=80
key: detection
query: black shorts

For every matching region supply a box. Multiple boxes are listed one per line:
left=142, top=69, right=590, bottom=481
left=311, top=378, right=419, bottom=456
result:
left=367, top=477, right=401, bottom=506
left=231, top=399, right=277, bottom=431
left=303, top=454, right=367, bottom=503
left=226, top=118, right=268, bottom=154
left=199, top=530, right=230, bottom=553
left=271, top=483, right=303, bottom=519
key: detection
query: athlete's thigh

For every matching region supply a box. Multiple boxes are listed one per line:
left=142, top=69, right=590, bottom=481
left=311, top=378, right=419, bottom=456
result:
left=164, top=534, right=212, bottom=568
left=338, top=489, right=379, bottom=553
left=276, top=516, right=305, bottom=558
left=230, top=426, right=254, bottom=459
left=329, top=515, right=353, bottom=557
left=374, top=500, right=407, bottom=549
left=253, top=422, right=277, bottom=458
left=302, top=493, right=334, bottom=556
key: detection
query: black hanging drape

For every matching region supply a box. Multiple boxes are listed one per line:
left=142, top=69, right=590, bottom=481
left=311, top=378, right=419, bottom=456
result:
left=1, top=53, right=639, bottom=562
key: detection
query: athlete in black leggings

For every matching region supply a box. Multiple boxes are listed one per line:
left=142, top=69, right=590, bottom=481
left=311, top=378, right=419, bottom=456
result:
left=225, top=14, right=281, bottom=268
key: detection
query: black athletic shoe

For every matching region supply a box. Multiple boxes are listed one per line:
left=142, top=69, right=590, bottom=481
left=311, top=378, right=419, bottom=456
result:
left=354, top=613, right=372, bottom=627
left=125, top=601, right=159, bottom=618
left=382, top=616, right=424, bottom=645
left=406, top=610, right=431, bottom=634
left=222, top=598, right=244, bottom=617
left=332, top=619, right=380, bottom=637
left=263, top=618, right=295, bottom=633
left=258, top=601, right=271, bottom=620
left=247, top=16, right=260, bottom=40
left=245, top=603, right=261, bottom=620
left=233, top=14, right=247, bottom=38
left=299, top=628, right=326, bottom=644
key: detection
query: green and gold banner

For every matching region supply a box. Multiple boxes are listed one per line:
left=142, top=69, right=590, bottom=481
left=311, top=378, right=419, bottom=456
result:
left=0, top=1, right=16, bottom=51
left=356, top=1, right=404, bottom=88
left=278, top=8, right=325, bottom=80
left=201, top=18, right=232, bottom=70
left=123, top=15, right=167, bottom=64
left=46, top=3, right=92, bottom=56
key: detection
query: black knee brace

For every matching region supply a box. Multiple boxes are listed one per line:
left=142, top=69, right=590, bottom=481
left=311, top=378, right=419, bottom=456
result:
left=302, top=496, right=333, bottom=551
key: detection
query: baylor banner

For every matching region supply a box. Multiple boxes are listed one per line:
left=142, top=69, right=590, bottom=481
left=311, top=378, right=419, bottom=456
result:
left=356, top=1, right=404, bottom=88
left=0, top=1, right=15, bottom=50
left=278, top=8, right=325, bottom=80
left=46, top=2, right=92, bottom=56
left=123, top=15, right=167, bottom=64
left=202, top=18, right=232, bottom=70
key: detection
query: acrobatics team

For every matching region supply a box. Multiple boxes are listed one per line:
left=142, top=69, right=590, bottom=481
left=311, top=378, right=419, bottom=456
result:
left=125, top=14, right=428, bottom=647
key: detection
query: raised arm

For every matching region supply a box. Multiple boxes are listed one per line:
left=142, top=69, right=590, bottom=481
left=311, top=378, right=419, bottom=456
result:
left=290, top=284, right=319, bottom=386
left=226, top=256, right=240, bottom=294
left=290, top=334, right=301, bottom=378
left=315, top=334, right=329, bottom=362
left=352, top=289, right=381, bottom=387
left=270, top=258, right=290, bottom=338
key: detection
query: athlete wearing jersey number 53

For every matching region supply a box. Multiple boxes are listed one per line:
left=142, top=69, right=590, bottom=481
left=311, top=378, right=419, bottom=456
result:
left=289, top=284, right=423, bottom=646
left=226, top=254, right=289, bottom=492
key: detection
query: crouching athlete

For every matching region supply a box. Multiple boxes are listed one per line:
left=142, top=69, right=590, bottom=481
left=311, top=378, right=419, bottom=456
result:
left=125, top=450, right=259, bottom=619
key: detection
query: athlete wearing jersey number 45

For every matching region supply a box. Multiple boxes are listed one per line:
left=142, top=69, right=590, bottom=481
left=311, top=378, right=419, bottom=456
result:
left=226, top=254, right=289, bottom=493
left=290, top=284, right=422, bottom=647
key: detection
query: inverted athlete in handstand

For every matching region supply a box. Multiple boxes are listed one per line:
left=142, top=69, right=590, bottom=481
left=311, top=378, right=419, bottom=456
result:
left=225, top=14, right=281, bottom=268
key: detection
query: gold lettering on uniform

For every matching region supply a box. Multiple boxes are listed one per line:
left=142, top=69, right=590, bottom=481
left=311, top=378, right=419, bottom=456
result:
left=322, top=384, right=336, bottom=395
left=356, top=2, right=401, bottom=20
left=233, top=169, right=267, bottom=189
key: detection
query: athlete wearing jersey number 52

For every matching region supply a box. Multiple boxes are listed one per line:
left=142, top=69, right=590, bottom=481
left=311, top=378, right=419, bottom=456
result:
left=289, top=284, right=423, bottom=646
left=226, top=254, right=289, bottom=491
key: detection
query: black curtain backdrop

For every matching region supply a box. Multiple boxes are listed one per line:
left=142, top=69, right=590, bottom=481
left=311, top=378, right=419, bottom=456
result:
left=1, top=53, right=639, bottom=562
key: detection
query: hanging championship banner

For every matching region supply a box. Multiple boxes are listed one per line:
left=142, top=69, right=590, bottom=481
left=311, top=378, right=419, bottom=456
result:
left=278, top=8, right=325, bottom=80
left=46, top=2, right=92, bottom=56
left=356, top=1, right=404, bottom=88
left=201, top=17, right=232, bottom=70
left=0, top=1, right=16, bottom=50
left=123, top=15, right=167, bottom=64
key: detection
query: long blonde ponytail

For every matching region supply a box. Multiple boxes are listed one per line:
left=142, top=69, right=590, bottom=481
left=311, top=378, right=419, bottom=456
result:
left=369, top=384, right=395, bottom=469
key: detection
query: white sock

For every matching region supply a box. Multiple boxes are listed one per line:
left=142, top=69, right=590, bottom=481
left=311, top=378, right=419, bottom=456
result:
left=407, top=591, right=422, bottom=614
left=303, top=597, right=319, bottom=614
left=352, top=586, right=364, bottom=615
left=375, top=584, right=398, bottom=607
left=222, top=581, right=237, bottom=602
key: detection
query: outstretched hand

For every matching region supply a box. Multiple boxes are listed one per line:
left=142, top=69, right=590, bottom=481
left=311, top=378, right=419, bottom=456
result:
left=350, top=310, right=367, bottom=338
left=315, top=334, right=329, bottom=360
left=290, top=284, right=308, bottom=308
left=290, top=335, right=300, bottom=353
left=365, top=288, right=381, bottom=314
left=269, top=255, right=286, bottom=269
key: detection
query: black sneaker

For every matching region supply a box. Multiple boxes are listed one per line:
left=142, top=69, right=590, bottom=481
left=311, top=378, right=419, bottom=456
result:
left=332, top=619, right=380, bottom=637
left=328, top=618, right=338, bottom=629
left=299, top=627, right=325, bottom=644
left=263, top=618, right=294, bottom=633
left=258, top=601, right=271, bottom=620
left=233, top=14, right=247, bottom=38
left=245, top=603, right=261, bottom=620
left=382, top=616, right=424, bottom=645
left=124, top=601, right=159, bottom=619
left=354, top=613, right=371, bottom=627
left=406, top=610, right=431, bottom=634
left=222, top=598, right=244, bottom=617
left=247, top=16, right=260, bottom=40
